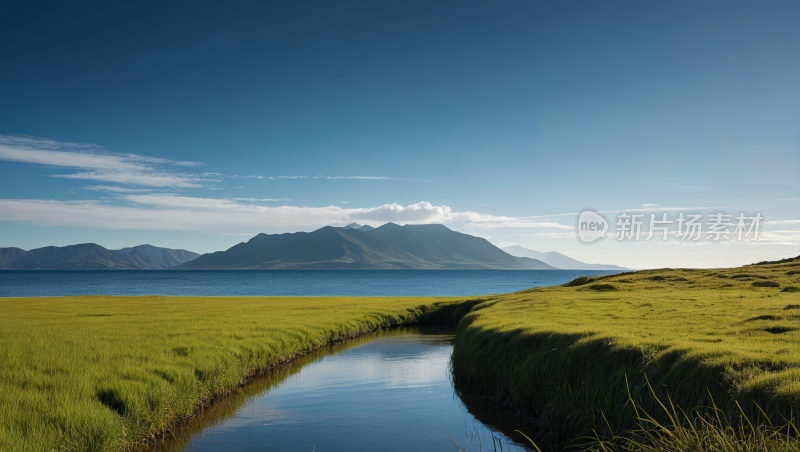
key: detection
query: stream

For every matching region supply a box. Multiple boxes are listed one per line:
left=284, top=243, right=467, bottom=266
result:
left=146, top=325, right=548, bottom=452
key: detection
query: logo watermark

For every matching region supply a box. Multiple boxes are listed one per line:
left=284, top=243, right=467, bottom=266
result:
left=576, top=208, right=763, bottom=245
left=575, top=208, right=609, bottom=244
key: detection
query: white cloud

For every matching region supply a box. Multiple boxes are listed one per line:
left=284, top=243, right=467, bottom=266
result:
left=348, top=201, right=455, bottom=223
left=641, top=204, right=659, bottom=207
left=748, top=230, right=800, bottom=246
left=85, top=185, right=152, bottom=193
left=610, top=206, right=727, bottom=213
left=515, top=232, right=575, bottom=238
left=464, top=220, right=572, bottom=230
left=0, top=198, right=575, bottom=233
left=276, top=176, right=305, bottom=179
left=0, top=135, right=207, bottom=188
left=496, top=242, right=518, bottom=248
left=326, top=176, right=391, bottom=180
left=657, top=241, right=713, bottom=247
left=232, top=197, right=293, bottom=202
left=53, top=171, right=208, bottom=187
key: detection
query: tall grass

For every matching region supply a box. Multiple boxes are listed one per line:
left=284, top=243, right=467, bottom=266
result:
left=588, top=378, right=800, bottom=452
left=450, top=260, right=800, bottom=450
left=0, top=295, right=469, bottom=451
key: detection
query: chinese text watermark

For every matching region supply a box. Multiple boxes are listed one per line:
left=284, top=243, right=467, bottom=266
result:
left=576, top=209, right=763, bottom=245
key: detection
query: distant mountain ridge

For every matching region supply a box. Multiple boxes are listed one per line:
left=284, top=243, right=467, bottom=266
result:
left=1, top=227, right=628, bottom=271
left=500, top=245, right=629, bottom=270
left=344, top=222, right=375, bottom=231
left=178, top=223, right=554, bottom=270
left=0, top=244, right=199, bottom=270
left=113, top=245, right=200, bottom=269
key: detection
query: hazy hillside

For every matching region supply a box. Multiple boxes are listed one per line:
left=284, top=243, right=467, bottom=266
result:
left=113, top=245, right=199, bottom=269
left=0, top=247, right=28, bottom=269
left=514, top=256, right=558, bottom=270
left=178, top=223, right=554, bottom=270
left=180, top=226, right=434, bottom=269
left=405, top=224, right=523, bottom=269
left=0, top=244, right=200, bottom=270
left=501, top=245, right=629, bottom=270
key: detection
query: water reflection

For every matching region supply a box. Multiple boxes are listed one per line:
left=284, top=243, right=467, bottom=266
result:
left=144, top=325, right=542, bottom=452
left=454, top=385, right=553, bottom=451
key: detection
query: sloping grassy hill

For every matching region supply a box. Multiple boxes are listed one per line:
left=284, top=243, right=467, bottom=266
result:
left=451, top=258, right=800, bottom=449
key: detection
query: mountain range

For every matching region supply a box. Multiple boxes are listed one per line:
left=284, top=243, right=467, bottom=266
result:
left=0, top=224, right=628, bottom=271
left=0, top=244, right=199, bottom=270
left=500, top=245, right=629, bottom=270
left=178, top=223, right=556, bottom=270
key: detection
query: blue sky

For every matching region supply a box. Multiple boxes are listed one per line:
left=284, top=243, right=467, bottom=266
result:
left=1, top=0, right=798, bottom=268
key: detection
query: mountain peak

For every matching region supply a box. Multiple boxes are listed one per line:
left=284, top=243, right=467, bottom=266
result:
left=343, top=223, right=376, bottom=231
left=180, top=223, right=527, bottom=270
left=373, top=222, right=402, bottom=230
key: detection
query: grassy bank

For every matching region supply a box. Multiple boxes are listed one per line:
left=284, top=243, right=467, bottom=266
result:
left=3, top=259, right=800, bottom=452
left=0, top=295, right=468, bottom=451
left=450, top=259, right=800, bottom=449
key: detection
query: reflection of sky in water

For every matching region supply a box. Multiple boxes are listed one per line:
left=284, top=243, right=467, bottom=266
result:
left=177, top=333, right=528, bottom=451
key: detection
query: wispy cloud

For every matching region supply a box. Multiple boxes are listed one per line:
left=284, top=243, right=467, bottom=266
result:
left=531, top=205, right=732, bottom=219
left=0, top=198, right=575, bottom=233
left=122, top=194, right=249, bottom=210
left=325, top=176, right=391, bottom=180
left=232, top=197, right=293, bottom=202
left=52, top=171, right=211, bottom=187
left=515, top=232, right=575, bottom=238
left=269, top=175, right=398, bottom=181
left=86, top=185, right=152, bottom=193
left=657, top=241, right=713, bottom=247
left=497, top=242, right=518, bottom=248
left=0, top=135, right=208, bottom=188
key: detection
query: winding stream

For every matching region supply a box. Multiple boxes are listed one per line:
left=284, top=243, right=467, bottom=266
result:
left=145, top=325, right=547, bottom=452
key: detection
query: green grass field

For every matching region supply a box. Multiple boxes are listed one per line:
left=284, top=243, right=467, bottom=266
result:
left=451, top=259, right=800, bottom=450
left=1, top=259, right=799, bottom=451
left=0, top=295, right=463, bottom=451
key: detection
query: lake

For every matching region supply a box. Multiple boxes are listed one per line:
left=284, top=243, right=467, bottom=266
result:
left=0, top=269, right=623, bottom=297
left=143, top=325, right=547, bottom=452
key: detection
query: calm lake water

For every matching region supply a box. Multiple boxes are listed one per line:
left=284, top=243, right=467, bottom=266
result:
left=144, top=326, right=547, bottom=452
left=0, top=269, right=622, bottom=297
